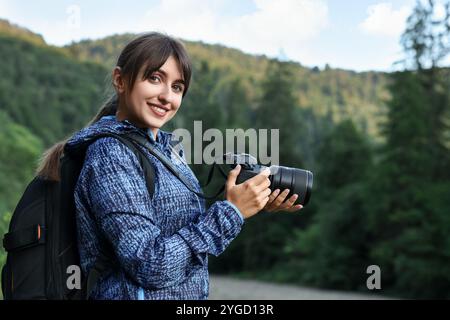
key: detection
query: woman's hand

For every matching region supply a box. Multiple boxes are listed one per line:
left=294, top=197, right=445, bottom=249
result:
left=225, top=165, right=271, bottom=219
left=264, top=189, right=304, bottom=212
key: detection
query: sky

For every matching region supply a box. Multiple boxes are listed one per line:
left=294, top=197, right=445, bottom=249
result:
left=0, top=0, right=448, bottom=72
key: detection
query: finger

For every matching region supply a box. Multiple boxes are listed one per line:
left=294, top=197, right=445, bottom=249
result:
left=247, top=167, right=271, bottom=186
left=286, top=204, right=303, bottom=212
left=272, top=189, right=290, bottom=207
left=260, top=196, right=270, bottom=209
left=226, top=164, right=241, bottom=189
left=267, top=189, right=280, bottom=204
left=279, top=194, right=299, bottom=210
left=254, top=177, right=271, bottom=193
left=257, top=188, right=272, bottom=201
left=264, top=189, right=280, bottom=212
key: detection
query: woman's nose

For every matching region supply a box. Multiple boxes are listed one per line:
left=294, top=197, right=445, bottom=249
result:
left=158, top=85, right=174, bottom=104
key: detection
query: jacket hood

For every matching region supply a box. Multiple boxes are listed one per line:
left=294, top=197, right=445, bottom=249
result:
left=65, top=116, right=173, bottom=153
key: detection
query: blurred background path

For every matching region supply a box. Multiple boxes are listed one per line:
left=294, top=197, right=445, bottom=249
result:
left=209, top=275, right=392, bottom=300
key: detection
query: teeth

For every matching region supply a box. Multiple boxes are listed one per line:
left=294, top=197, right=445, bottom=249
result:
left=149, top=104, right=167, bottom=114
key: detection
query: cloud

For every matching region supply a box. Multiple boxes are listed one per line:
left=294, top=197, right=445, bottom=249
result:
left=0, top=2, right=82, bottom=45
left=140, top=0, right=329, bottom=61
left=359, top=2, right=411, bottom=37
left=0, top=0, right=12, bottom=20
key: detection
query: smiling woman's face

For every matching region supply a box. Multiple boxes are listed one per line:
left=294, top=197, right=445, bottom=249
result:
left=114, top=55, right=185, bottom=138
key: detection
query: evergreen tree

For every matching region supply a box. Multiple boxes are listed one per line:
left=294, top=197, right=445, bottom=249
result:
left=400, top=0, right=450, bottom=180
left=368, top=0, right=450, bottom=298
left=220, top=60, right=308, bottom=273
left=285, top=120, right=374, bottom=290
left=254, top=59, right=305, bottom=167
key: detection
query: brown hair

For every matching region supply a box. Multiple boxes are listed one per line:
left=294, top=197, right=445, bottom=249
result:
left=36, top=32, right=192, bottom=181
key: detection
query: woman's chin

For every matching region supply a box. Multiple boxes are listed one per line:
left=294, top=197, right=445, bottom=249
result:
left=142, top=117, right=163, bottom=130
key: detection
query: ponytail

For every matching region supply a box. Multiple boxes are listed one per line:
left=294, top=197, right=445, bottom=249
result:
left=35, top=94, right=119, bottom=181
left=35, top=142, right=66, bottom=181
left=86, top=93, right=118, bottom=126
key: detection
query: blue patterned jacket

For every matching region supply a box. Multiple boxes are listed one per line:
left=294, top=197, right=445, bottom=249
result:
left=65, top=116, right=244, bottom=300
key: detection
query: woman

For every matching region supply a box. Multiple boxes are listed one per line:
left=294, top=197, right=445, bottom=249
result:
left=37, top=32, right=302, bottom=300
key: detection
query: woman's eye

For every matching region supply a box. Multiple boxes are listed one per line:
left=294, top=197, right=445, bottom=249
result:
left=149, top=75, right=161, bottom=82
left=173, top=85, right=184, bottom=93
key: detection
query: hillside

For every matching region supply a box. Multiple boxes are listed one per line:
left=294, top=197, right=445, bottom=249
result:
left=0, top=19, right=45, bottom=46
left=0, top=29, right=110, bottom=145
left=65, top=34, right=390, bottom=140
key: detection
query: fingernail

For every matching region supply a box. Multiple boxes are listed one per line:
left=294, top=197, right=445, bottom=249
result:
left=293, top=194, right=298, bottom=199
left=285, top=189, right=290, bottom=193
left=274, top=189, right=280, bottom=194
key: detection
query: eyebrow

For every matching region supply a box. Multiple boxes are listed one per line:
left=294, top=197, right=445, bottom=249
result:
left=155, top=69, right=185, bottom=85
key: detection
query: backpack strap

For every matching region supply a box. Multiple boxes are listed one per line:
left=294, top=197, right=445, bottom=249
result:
left=69, top=132, right=156, bottom=300
left=125, top=132, right=226, bottom=200
left=2, top=224, right=45, bottom=252
left=84, top=133, right=157, bottom=199
left=71, top=245, right=113, bottom=300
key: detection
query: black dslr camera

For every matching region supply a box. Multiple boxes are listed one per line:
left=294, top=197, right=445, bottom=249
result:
left=224, top=153, right=313, bottom=206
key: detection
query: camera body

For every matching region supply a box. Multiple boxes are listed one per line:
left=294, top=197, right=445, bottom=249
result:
left=224, top=153, right=313, bottom=206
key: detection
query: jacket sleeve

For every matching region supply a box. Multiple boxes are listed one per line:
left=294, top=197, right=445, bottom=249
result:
left=76, top=137, right=244, bottom=290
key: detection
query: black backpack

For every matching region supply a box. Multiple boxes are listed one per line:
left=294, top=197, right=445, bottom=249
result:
left=1, top=130, right=224, bottom=300
left=1, top=132, right=159, bottom=300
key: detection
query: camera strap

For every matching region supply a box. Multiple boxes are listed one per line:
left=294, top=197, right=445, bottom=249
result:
left=125, top=132, right=227, bottom=200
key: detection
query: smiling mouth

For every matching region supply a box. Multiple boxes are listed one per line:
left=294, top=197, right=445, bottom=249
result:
left=147, top=102, right=169, bottom=117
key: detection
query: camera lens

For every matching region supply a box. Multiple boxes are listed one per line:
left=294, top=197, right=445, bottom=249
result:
left=270, top=166, right=313, bottom=206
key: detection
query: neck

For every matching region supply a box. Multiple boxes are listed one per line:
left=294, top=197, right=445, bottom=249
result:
left=115, top=109, right=159, bottom=141
left=150, top=128, right=159, bottom=140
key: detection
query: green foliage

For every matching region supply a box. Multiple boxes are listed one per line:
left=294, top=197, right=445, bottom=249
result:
left=211, top=60, right=310, bottom=273
left=400, top=0, right=450, bottom=70
left=316, top=120, right=374, bottom=192
left=282, top=120, right=374, bottom=291
left=0, top=33, right=109, bottom=146
left=0, top=111, right=43, bottom=211
left=366, top=71, right=450, bottom=298
left=363, top=0, right=450, bottom=298
left=0, top=211, right=11, bottom=272
left=0, top=19, right=46, bottom=47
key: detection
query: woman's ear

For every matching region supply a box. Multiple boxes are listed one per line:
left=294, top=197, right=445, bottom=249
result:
left=112, top=67, right=126, bottom=94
